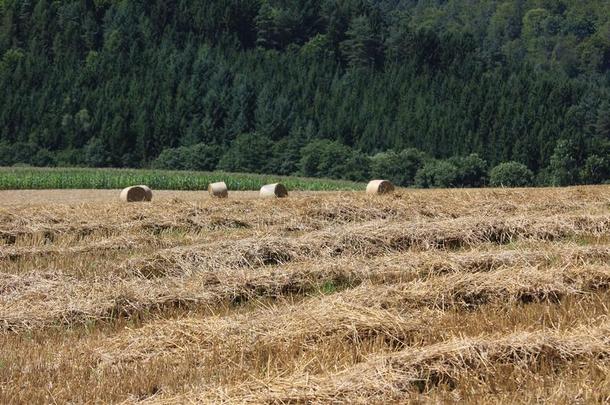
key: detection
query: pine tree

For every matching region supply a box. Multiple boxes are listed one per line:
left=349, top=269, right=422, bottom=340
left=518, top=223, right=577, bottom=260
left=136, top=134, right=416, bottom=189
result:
left=340, top=16, right=382, bottom=69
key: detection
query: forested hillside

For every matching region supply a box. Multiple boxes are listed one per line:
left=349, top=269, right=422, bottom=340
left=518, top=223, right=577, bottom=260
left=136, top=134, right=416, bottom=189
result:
left=1, top=0, right=609, bottom=186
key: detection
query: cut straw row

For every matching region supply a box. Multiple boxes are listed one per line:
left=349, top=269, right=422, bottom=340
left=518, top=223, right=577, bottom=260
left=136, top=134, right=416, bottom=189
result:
left=140, top=322, right=610, bottom=404
left=124, top=214, right=610, bottom=278
left=2, top=245, right=608, bottom=331
left=93, top=263, right=610, bottom=365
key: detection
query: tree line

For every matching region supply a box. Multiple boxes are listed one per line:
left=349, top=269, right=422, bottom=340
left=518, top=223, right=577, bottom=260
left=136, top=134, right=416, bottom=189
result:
left=147, top=138, right=600, bottom=187
left=0, top=0, right=609, bottom=186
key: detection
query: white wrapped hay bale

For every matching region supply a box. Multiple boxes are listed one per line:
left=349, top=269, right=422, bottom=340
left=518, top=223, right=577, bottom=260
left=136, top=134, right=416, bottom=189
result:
left=366, top=180, right=395, bottom=195
left=139, top=185, right=153, bottom=201
left=120, top=185, right=153, bottom=202
left=260, top=183, right=288, bottom=198
left=208, top=181, right=229, bottom=198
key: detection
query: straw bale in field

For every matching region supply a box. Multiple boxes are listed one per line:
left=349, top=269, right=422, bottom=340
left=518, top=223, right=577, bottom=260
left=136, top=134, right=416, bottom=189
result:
left=367, top=180, right=395, bottom=195
left=140, top=185, right=153, bottom=200
left=120, top=185, right=153, bottom=202
left=208, top=182, right=228, bottom=198
left=260, top=183, right=288, bottom=198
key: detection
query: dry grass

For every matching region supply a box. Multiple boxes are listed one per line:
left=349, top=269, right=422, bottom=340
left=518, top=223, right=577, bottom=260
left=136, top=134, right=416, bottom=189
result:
left=0, top=186, right=609, bottom=403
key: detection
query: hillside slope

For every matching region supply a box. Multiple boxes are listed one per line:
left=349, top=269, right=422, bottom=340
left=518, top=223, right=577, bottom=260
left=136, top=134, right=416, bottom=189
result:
left=1, top=0, right=609, bottom=184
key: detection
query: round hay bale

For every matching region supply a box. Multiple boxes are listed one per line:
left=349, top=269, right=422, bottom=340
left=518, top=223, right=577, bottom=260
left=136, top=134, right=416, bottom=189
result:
left=366, top=180, right=395, bottom=195
left=120, top=185, right=153, bottom=202
left=138, top=185, right=153, bottom=201
left=260, top=183, right=288, bottom=199
left=208, top=181, right=229, bottom=198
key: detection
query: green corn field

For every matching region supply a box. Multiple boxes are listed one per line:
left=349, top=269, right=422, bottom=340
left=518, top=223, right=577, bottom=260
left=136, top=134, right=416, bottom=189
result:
left=0, top=167, right=364, bottom=191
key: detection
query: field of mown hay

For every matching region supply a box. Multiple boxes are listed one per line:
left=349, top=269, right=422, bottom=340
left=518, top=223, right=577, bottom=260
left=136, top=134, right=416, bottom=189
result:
left=1, top=186, right=609, bottom=403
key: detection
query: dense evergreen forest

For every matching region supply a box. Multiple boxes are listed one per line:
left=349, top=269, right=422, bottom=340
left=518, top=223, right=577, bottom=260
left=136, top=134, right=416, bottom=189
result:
left=1, top=0, right=609, bottom=187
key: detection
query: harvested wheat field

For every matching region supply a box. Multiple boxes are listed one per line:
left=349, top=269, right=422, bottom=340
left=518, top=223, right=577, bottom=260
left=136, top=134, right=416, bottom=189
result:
left=1, top=186, right=609, bottom=404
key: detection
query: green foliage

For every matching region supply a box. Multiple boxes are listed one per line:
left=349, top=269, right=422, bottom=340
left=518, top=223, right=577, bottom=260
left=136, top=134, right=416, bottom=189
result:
left=0, top=0, right=609, bottom=187
left=301, top=34, right=332, bottom=59
left=320, top=281, right=337, bottom=295
left=0, top=141, right=12, bottom=166
left=597, top=102, right=610, bottom=139
left=337, top=150, right=370, bottom=182
left=1, top=48, right=25, bottom=69
left=414, top=160, right=459, bottom=189
left=299, top=139, right=370, bottom=181
left=84, top=137, right=111, bottom=168
left=580, top=155, right=610, bottom=185
left=0, top=167, right=364, bottom=191
left=152, top=144, right=221, bottom=171
left=0, top=141, right=38, bottom=166
left=55, top=149, right=85, bottom=167
left=31, top=149, right=56, bottom=167
left=370, top=148, right=427, bottom=187
left=548, top=139, right=581, bottom=186
left=489, top=162, right=535, bottom=188
left=340, top=15, right=382, bottom=69
left=267, top=137, right=304, bottom=176
left=218, top=133, right=274, bottom=174
left=449, top=154, right=488, bottom=188
left=413, top=153, right=487, bottom=189
left=299, top=140, right=328, bottom=177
